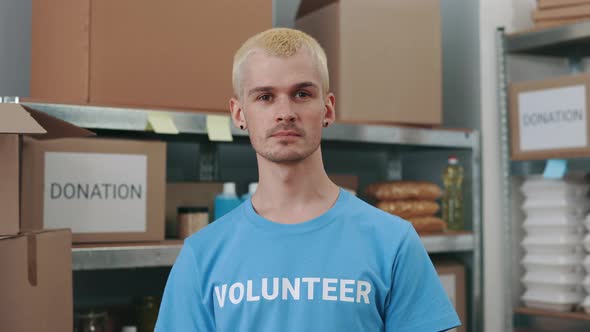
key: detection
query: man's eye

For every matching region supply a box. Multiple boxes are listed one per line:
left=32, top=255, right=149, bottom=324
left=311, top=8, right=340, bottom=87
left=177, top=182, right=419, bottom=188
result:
left=295, top=91, right=310, bottom=98
left=258, top=94, right=272, bottom=102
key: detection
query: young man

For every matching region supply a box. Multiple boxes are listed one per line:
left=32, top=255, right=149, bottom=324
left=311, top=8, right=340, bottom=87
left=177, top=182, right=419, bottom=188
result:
left=155, top=28, right=460, bottom=332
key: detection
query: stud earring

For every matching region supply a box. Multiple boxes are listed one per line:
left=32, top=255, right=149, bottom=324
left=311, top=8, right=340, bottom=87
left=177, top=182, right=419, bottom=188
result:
left=240, top=125, right=244, bottom=130
left=323, top=122, right=329, bottom=127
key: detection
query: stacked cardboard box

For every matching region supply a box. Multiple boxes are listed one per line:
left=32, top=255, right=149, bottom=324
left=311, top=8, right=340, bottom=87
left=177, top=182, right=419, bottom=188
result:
left=296, top=0, right=442, bottom=126
left=30, top=0, right=272, bottom=113
left=509, top=74, right=590, bottom=160
left=533, top=0, right=590, bottom=28
left=21, top=137, right=167, bottom=243
left=0, top=230, right=74, bottom=331
left=0, top=103, right=94, bottom=235
left=0, top=103, right=94, bottom=331
left=434, top=260, right=467, bottom=332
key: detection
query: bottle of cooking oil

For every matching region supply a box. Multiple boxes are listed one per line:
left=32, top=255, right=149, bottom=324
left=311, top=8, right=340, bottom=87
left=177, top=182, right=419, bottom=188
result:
left=442, top=156, right=464, bottom=231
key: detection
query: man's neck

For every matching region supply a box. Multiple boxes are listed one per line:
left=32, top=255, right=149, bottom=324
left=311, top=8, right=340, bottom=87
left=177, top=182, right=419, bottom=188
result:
left=251, top=148, right=340, bottom=224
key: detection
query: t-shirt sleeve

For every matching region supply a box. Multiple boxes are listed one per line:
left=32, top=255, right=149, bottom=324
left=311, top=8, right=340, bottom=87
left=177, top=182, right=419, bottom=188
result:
left=384, top=224, right=461, bottom=332
left=155, top=244, right=215, bottom=332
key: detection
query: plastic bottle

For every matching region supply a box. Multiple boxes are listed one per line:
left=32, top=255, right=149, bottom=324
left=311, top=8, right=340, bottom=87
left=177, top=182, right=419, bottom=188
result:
left=214, top=182, right=241, bottom=220
left=442, top=156, right=464, bottom=231
left=241, top=182, right=258, bottom=202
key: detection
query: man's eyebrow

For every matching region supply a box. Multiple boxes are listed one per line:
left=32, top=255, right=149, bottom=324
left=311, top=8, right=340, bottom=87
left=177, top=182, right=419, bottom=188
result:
left=294, top=82, right=318, bottom=90
left=247, top=82, right=319, bottom=97
left=248, top=86, right=274, bottom=97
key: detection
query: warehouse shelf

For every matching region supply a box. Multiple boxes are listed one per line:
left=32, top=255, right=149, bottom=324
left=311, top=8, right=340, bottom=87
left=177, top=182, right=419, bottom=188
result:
left=22, top=102, right=477, bottom=149
left=514, top=307, right=590, bottom=322
left=71, top=233, right=474, bottom=270
left=72, top=241, right=183, bottom=271
left=511, top=158, right=590, bottom=177
left=420, top=231, right=475, bottom=253
left=506, top=20, right=590, bottom=56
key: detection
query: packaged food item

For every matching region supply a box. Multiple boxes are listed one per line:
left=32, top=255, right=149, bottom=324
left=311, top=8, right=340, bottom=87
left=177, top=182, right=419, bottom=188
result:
left=75, top=310, right=107, bottom=332
left=177, top=206, right=209, bottom=239
left=365, top=181, right=442, bottom=201
left=406, top=216, right=447, bottom=234
left=376, top=200, right=439, bottom=218
left=136, top=296, right=159, bottom=332
left=214, top=182, right=241, bottom=220
left=241, top=182, right=258, bottom=202
left=442, top=156, right=464, bottom=231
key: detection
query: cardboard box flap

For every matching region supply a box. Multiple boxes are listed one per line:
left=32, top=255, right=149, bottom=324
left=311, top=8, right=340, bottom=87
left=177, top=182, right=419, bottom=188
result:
left=297, top=0, right=338, bottom=18
left=22, top=105, right=95, bottom=140
left=0, top=228, right=71, bottom=241
left=0, top=229, right=70, bottom=286
left=0, top=103, right=46, bottom=134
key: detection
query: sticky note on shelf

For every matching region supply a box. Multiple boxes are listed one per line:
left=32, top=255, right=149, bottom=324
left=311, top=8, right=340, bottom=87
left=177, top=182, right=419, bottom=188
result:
left=206, top=115, right=233, bottom=142
left=146, top=112, right=179, bottom=134
left=543, top=159, right=568, bottom=179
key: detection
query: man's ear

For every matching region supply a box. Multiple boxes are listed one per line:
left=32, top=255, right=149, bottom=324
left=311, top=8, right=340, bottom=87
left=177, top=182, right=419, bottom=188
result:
left=323, top=92, right=336, bottom=126
left=229, top=97, right=247, bottom=130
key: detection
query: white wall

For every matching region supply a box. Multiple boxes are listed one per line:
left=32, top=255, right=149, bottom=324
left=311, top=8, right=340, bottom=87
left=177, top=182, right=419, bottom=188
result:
left=0, top=0, right=31, bottom=97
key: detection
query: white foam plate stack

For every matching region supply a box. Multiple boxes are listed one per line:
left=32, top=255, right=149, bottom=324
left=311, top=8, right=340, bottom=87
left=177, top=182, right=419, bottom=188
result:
left=583, top=220, right=590, bottom=313
left=520, top=175, right=589, bottom=312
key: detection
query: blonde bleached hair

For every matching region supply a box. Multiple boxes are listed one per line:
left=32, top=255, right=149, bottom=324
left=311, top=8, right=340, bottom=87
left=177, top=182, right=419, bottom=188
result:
left=232, top=28, right=329, bottom=98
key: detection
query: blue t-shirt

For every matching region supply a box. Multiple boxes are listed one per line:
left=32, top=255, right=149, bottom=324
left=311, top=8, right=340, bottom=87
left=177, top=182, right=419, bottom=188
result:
left=155, top=189, right=460, bottom=332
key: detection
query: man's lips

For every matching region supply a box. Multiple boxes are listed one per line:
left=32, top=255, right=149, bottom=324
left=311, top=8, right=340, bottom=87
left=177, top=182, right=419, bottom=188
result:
left=271, top=130, right=302, bottom=137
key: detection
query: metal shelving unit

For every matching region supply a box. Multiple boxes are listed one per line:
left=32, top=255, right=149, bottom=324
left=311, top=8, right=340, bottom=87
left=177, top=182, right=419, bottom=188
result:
left=25, top=102, right=482, bottom=332
left=498, top=22, right=590, bottom=332
left=73, top=242, right=183, bottom=271
left=22, top=102, right=476, bottom=148
left=72, top=233, right=476, bottom=271
left=506, top=21, right=590, bottom=57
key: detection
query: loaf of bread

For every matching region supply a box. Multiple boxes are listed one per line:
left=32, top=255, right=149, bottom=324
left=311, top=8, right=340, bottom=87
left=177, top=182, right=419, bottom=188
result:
left=407, top=216, right=447, bottom=234
left=365, top=181, right=443, bottom=201
left=376, top=200, right=440, bottom=218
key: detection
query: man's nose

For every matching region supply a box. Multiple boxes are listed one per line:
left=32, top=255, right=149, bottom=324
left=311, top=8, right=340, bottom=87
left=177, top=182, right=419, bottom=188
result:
left=275, top=97, right=297, bottom=123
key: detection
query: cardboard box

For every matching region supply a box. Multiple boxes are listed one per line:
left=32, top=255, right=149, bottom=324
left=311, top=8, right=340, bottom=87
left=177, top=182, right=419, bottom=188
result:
left=31, top=0, right=272, bottom=112
left=0, top=229, right=73, bottom=332
left=0, top=103, right=93, bottom=235
left=434, top=261, right=466, bottom=332
left=296, top=0, right=441, bottom=126
left=166, top=182, right=223, bottom=238
left=534, top=18, right=588, bottom=29
left=509, top=74, right=590, bottom=160
left=533, top=3, right=590, bottom=20
left=21, top=137, right=166, bottom=243
left=538, top=0, right=590, bottom=9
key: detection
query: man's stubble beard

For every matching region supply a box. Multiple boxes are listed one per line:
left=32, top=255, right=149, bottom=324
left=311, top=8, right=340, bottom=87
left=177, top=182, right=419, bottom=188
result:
left=252, top=136, right=321, bottom=165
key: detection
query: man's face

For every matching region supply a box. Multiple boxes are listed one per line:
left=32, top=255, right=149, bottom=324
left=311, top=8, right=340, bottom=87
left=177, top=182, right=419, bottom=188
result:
left=230, top=49, right=335, bottom=164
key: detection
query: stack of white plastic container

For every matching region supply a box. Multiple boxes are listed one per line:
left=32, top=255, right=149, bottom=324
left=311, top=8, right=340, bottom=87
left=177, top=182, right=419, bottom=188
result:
left=520, top=175, right=589, bottom=312
left=583, top=213, right=590, bottom=313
